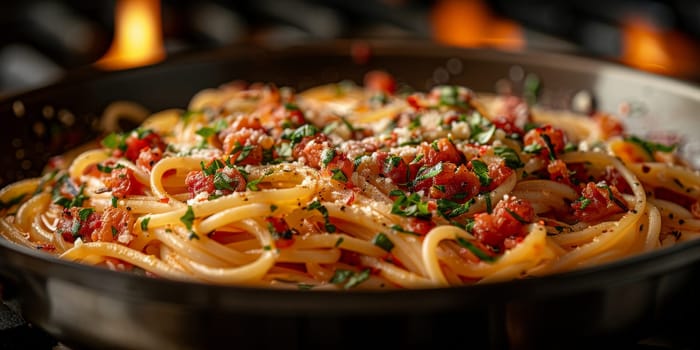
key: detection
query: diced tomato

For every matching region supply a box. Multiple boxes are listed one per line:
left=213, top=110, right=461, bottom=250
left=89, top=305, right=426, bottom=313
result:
left=221, top=128, right=268, bottom=166
left=592, top=112, right=624, bottom=138
left=547, top=159, right=572, bottom=187
left=472, top=196, right=534, bottom=249
left=572, top=182, right=628, bottom=222
left=481, top=159, right=514, bottom=192
left=324, top=152, right=354, bottom=185
left=220, top=167, right=246, bottom=194
left=57, top=207, right=102, bottom=243
left=364, top=70, right=396, bottom=95
left=524, top=125, right=566, bottom=160
left=135, top=147, right=163, bottom=171
left=406, top=94, right=423, bottom=110
left=185, top=164, right=247, bottom=198
left=407, top=218, right=435, bottom=235
left=375, top=152, right=409, bottom=185
left=103, top=167, right=145, bottom=198
left=413, top=162, right=480, bottom=201
left=292, top=134, right=329, bottom=168
left=220, top=167, right=247, bottom=192
left=492, top=96, right=531, bottom=135
left=265, top=216, right=295, bottom=248
left=93, top=207, right=134, bottom=244
left=123, top=131, right=165, bottom=163
left=415, top=138, right=465, bottom=168
left=185, top=170, right=215, bottom=196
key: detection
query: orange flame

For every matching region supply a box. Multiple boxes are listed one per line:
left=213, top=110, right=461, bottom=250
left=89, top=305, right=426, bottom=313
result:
left=96, top=0, right=165, bottom=70
left=430, top=0, right=524, bottom=50
left=621, top=17, right=700, bottom=77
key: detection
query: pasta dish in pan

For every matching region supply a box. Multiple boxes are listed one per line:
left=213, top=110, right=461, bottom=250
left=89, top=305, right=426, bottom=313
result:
left=1, top=71, right=698, bottom=290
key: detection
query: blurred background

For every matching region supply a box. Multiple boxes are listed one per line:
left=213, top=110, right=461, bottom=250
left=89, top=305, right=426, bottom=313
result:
left=1, top=0, right=700, bottom=97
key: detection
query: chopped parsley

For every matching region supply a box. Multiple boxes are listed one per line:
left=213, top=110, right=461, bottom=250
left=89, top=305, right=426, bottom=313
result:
left=331, top=168, right=348, bottom=183
left=390, top=190, right=431, bottom=219
left=195, top=127, right=217, bottom=138
left=471, top=160, right=492, bottom=187
left=288, top=124, right=319, bottom=145
left=390, top=224, right=420, bottom=236
left=78, top=208, right=94, bottom=221
left=96, top=163, right=124, bottom=174
left=321, top=148, right=336, bottom=168
left=201, top=159, right=224, bottom=176
left=213, top=172, right=236, bottom=191
left=180, top=206, right=195, bottom=230
left=523, top=143, right=543, bottom=154
left=101, top=132, right=127, bottom=151
left=493, top=146, right=524, bottom=169
left=330, top=269, right=371, bottom=289
left=306, top=200, right=336, bottom=232
left=141, top=217, right=151, bottom=231
left=541, top=134, right=557, bottom=160
left=625, top=135, right=677, bottom=157
left=467, top=112, right=495, bottom=144
left=437, top=198, right=474, bottom=218
left=414, top=162, right=443, bottom=184
left=371, top=233, right=394, bottom=252
left=576, top=197, right=592, bottom=210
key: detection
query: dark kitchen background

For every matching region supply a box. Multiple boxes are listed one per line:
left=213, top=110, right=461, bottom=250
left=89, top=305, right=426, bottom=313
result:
left=2, top=0, right=700, bottom=349
left=2, top=0, right=700, bottom=98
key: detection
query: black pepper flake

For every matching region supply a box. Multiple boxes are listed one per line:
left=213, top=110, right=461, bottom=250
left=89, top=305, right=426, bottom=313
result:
left=631, top=209, right=638, bottom=214
left=673, top=178, right=685, bottom=189
left=669, top=213, right=674, bottom=219
left=679, top=219, right=686, bottom=225
left=126, top=206, right=132, bottom=211
left=639, top=224, right=644, bottom=232
left=671, top=230, right=682, bottom=239
left=641, top=165, right=651, bottom=173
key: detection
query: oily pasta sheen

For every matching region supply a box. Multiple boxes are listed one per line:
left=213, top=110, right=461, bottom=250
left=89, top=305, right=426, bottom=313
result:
left=1, top=71, right=699, bottom=290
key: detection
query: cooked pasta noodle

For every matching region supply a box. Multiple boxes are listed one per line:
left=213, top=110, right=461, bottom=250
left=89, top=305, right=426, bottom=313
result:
left=1, top=71, right=698, bottom=290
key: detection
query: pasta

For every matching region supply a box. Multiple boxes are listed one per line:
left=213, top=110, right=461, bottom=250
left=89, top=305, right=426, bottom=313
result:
left=1, top=71, right=699, bottom=290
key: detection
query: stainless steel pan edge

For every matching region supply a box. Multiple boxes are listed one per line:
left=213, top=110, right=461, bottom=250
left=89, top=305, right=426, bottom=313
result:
left=1, top=40, right=700, bottom=349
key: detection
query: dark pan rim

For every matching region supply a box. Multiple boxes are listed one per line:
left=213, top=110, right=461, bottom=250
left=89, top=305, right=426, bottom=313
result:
left=2, top=39, right=700, bottom=314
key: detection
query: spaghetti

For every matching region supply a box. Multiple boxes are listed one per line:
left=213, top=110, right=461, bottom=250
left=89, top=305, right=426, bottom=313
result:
left=1, top=71, right=699, bottom=290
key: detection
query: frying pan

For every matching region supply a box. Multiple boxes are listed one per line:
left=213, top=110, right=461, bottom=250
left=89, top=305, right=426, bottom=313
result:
left=1, top=40, right=700, bottom=350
